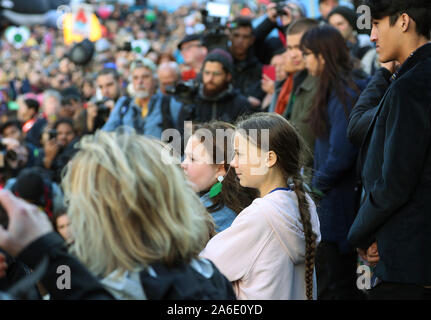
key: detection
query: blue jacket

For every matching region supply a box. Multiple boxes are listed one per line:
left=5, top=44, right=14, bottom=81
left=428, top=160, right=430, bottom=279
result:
left=143, top=91, right=183, bottom=139
left=312, top=79, right=367, bottom=252
left=102, top=96, right=145, bottom=134
left=200, top=193, right=236, bottom=233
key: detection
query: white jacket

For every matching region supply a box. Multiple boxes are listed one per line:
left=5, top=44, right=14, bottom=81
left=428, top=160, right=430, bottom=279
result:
left=201, top=189, right=321, bottom=300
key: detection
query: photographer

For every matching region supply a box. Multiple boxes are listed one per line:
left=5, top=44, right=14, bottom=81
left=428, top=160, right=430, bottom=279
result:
left=179, top=49, right=254, bottom=127
left=0, top=120, right=35, bottom=187
left=35, top=118, right=79, bottom=184
left=228, top=17, right=265, bottom=108
left=75, top=69, right=122, bottom=136
left=254, top=1, right=306, bottom=64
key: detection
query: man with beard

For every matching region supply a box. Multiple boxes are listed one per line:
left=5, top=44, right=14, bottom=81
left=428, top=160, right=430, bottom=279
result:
left=102, top=58, right=157, bottom=134
left=179, top=49, right=254, bottom=127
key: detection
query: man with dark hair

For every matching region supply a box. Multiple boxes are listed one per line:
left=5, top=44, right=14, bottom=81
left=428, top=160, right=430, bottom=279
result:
left=75, top=68, right=122, bottom=136
left=347, top=0, right=431, bottom=299
left=96, top=68, right=122, bottom=104
left=180, top=49, right=253, bottom=125
left=59, top=87, right=82, bottom=120
left=36, top=118, right=79, bottom=183
left=228, top=17, right=265, bottom=108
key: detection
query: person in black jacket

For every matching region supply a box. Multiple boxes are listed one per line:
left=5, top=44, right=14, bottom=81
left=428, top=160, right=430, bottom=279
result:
left=228, top=17, right=265, bottom=108
left=253, top=1, right=306, bottom=65
left=347, top=0, right=431, bottom=299
left=179, top=49, right=254, bottom=127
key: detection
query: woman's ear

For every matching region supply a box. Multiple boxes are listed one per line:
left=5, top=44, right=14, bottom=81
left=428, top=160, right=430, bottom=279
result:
left=214, top=163, right=227, bottom=179
left=266, top=151, right=278, bottom=168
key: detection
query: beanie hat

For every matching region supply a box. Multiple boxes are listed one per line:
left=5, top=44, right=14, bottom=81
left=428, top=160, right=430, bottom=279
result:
left=328, top=6, right=358, bottom=31
left=203, top=48, right=234, bottom=75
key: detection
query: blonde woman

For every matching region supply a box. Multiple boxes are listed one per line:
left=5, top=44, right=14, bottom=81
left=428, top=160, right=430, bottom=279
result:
left=0, top=130, right=235, bottom=300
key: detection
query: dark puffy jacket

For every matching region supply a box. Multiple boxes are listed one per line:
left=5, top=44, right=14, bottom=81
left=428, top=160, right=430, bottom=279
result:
left=15, top=232, right=236, bottom=300
left=179, top=84, right=254, bottom=125
left=231, top=50, right=265, bottom=101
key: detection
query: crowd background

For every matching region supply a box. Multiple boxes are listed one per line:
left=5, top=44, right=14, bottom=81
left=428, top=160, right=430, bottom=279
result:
left=0, top=0, right=396, bottom=300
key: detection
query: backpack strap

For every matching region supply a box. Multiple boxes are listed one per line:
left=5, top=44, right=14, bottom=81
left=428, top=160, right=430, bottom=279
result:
left=119, top=97, right=132, bottom=118
left=160, top=95, right=174, bottom=132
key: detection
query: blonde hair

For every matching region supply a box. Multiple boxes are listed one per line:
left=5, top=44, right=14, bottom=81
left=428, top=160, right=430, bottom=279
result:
left=62, top=130, right=213, bottom=278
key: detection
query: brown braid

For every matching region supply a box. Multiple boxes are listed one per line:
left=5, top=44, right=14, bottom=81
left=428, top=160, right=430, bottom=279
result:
left=235, top=112, right=318, bottom=300
left=293, top=175, right=318, bottom=300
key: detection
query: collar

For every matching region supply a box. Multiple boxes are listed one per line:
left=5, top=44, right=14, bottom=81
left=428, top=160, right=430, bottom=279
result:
left=391, top=42, right=431, bottom=82
left=298, top=72, right=318, bottom=92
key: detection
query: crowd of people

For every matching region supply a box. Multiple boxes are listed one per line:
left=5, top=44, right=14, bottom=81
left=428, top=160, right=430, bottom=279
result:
left=0, top=0, right=430, bottom=301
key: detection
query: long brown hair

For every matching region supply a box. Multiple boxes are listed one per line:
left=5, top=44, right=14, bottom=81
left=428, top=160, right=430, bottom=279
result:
left=300, top=25, right=360, bottom=138
left=236, top=113, right=317, bottom=300
left=192, top=121, right=258, bottom=215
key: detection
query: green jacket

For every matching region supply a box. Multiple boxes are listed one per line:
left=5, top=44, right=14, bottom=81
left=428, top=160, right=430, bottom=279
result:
left=283, top=72, right=318, bottom=180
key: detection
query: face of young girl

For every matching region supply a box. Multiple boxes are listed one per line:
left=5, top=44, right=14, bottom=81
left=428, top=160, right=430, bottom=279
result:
left=230, top=133, right=267, bottom=189
left=181, top=136, right=220, bottom=193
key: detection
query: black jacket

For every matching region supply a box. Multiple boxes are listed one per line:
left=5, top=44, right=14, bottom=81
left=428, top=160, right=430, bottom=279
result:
left=347, top=67, right=392, bottom=147
left=179, top=84, right=254, bottom=125
left=15, top=232, right=236, bottom=300
left=231, top=50, right=265, bottom=101
left=253, top=17, right=285, bottom=65
left=348, top=43, right=431, bottom=285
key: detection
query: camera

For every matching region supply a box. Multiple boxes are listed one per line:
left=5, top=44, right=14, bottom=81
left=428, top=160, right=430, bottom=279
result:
left=201, top=2, right=231, bottom=52
left=91, top=97, right=113, bottom=130
left=48, top=129, right=57, bottom=140
left=275, top=2, right=290, bottom=16
left=165, top=80, right=200, bottom=105
left=95, top=98, right=112, bottom=120
left=0, top=142, right=17, bottom=165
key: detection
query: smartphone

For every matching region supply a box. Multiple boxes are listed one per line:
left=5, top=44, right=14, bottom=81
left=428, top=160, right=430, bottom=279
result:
left=48, top=129, right=57, bottom=140
left=262, top=65, right=276, bottom=81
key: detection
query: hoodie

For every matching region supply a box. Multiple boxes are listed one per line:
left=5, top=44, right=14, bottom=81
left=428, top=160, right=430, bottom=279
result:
left=201, top=189, right=321, bottom=300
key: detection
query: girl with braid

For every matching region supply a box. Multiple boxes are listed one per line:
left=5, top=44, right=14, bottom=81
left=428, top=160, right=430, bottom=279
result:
left=201, top=112, right=321, bottom=300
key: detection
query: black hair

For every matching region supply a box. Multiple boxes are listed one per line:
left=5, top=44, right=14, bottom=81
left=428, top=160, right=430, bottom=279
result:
left=301, top=25, right=360, bottom=138
left=365, top=0, right=431, bottom=39
left=0, top=119, right=22, bottom=135
left=24, top=98, right=40, bottom=113
left=53, top=118, right=75, bottom=133
left=230, top=16, right=254, bottom=32
left=97, top=67, right=120, bottom=81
